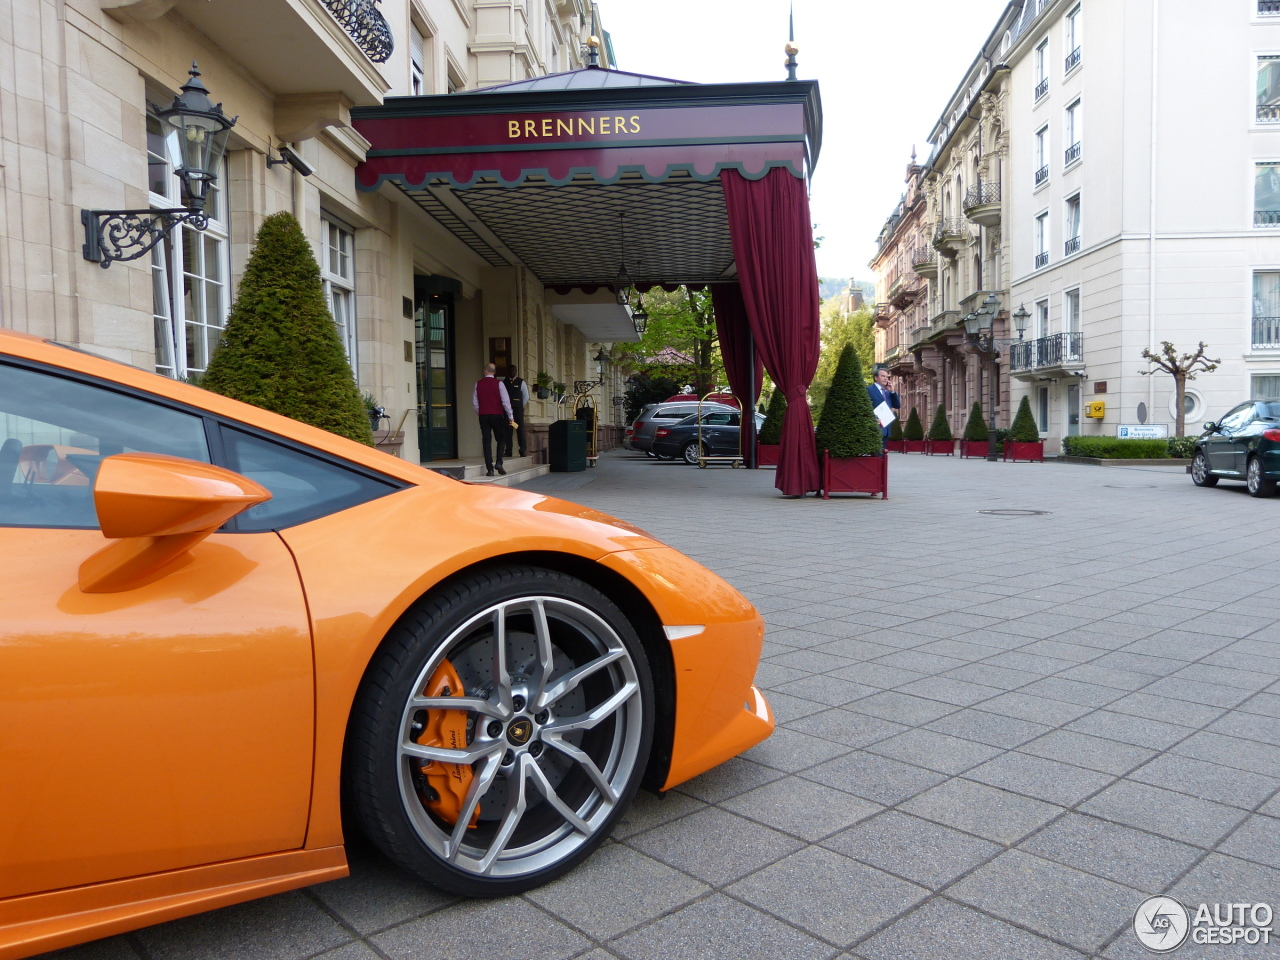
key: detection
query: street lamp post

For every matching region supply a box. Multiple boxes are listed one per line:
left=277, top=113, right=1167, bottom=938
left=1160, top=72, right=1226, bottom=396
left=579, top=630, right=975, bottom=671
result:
left=963, top=294, right=1029, bottom=461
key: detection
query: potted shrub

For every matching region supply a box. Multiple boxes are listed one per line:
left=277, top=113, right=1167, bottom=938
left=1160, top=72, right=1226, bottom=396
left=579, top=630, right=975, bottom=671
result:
left=885, top=414, right=905, bottom=453
left=959, top=401, right=989, bottom=458
left=814, top=344, right=888, bottom=499
left=757, top=390, right=786, bottom=466
left=552, top=380, right=567, bottom=403
left=534, top=371, right=553, bottom=400
left=1004, top=395, right=1045, bottom=462
left=902, top=406, right=927, bottom=453
left=925, top=403, right=954, bottom=455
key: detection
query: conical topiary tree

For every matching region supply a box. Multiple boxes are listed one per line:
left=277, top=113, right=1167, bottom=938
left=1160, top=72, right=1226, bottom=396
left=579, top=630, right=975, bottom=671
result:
left=758, top=389, right=787, bottom=445
left=814, top=343, right=883, bottom=458
left=888, top=412, right=904, bottom=441
left=903, top=407, right=925, bottom=441
left=202, top=212, right=373, bottom=444
left=1009, top=395, right=1040, bottom=442
left=927, top=404, right=953, bottom=441
left=963, top=401, right=989, bottom=441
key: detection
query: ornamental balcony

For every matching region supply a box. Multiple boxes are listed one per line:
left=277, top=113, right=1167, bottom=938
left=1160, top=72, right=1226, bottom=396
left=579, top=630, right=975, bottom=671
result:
left=1034, top=77, right=1048, bottom=101
left=104, top=0, right=392, bottom=124
left=1264, top=0, right=1280, bottom=15
left=963, top=182, right=1001, bottom=227
left=1010, top=332, right=1084, bottom=379
left=932, top=218, right=972, bottom=257
left=912, top=247, right=938, bottom=280
left=890, top=275, right=923, bottom=309
left=1065, top=46, right=1082, bottom=73
left=1253, top=315, right=1280, bottom=348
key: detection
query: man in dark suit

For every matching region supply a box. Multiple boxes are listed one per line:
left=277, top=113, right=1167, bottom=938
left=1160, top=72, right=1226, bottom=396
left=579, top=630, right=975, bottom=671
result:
left=867, top=366, right=901, bottom=439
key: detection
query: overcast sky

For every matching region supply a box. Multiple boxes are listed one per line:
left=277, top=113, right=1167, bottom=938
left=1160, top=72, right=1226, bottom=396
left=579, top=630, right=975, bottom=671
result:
left=606, top=0, right=1012, bottom=283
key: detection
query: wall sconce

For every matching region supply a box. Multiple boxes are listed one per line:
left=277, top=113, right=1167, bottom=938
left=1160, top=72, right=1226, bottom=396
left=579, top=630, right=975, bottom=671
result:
left=82, top=63, right=237, bottom=269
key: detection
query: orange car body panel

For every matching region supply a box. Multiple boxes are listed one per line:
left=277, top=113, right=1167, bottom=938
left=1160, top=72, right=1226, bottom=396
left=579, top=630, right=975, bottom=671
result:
left=0, top=331, right=772, bottom=958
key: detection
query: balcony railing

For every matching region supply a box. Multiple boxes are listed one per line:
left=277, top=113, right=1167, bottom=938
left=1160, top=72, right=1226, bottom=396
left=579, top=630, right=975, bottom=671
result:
left=1009, top=332, right=1084, bottom=373
left=1065, top=141, right=1082, bottom=165
left=1259, top=103, right=1280, bottom=123
left=1254, top=316, right=1280, bottom=348
left=1065, top=46, right=1081, bottom=72
left=1256, top=210, right=1280, bottom=227
left=1064, top=235, right=1081, bottom=256
left=1035, top=165, right=1049, bottom=187
left=1035, top=251, right=1050, bottom=269
left=912, top=248, right=937, bottom=269
left=1035, top=77, right=1048, bottom=101
left=964, top=182, right=1001, bottom=210
left=1261, top=0, right=1280, bottom=14
left=323, top=0, right=394, bottom=61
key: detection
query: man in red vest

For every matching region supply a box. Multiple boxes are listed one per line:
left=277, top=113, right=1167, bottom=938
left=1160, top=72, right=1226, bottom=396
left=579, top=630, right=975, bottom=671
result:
left=472, top=363, right=516, bottom=476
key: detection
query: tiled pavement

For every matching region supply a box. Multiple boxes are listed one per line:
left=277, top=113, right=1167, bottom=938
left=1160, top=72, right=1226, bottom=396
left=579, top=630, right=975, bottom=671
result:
left=46, top=453, right=1280, bottom=960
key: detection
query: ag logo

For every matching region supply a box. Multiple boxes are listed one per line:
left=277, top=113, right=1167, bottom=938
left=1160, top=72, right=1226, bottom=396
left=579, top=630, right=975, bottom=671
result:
left=1134, top=896, right=1190, bottom=952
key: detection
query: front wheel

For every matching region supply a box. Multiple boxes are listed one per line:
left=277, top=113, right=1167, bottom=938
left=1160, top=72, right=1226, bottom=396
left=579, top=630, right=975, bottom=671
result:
left=345, top=567, right=654, bottom=897
left=1191, top=451, right=1218, bottom=487
left=1247, top=455, right=1276, bottom=498
left=682, top=441, right=703, bottom=466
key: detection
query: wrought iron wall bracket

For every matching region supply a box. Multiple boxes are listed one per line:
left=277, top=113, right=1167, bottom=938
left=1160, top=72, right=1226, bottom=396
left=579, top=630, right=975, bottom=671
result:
left=573, top=381, right=601, bottom=395
left=82, top=208, right=210, bottom=269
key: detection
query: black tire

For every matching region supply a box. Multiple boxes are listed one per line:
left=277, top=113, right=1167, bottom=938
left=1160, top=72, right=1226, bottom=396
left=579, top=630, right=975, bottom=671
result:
left=1191, top=450, right=1218, bottom=487
left=1247, top=455, right=1276, bottom=498
left=345, top=566, right=654, bottom=897
left=682, top=441, right=702, bottom=466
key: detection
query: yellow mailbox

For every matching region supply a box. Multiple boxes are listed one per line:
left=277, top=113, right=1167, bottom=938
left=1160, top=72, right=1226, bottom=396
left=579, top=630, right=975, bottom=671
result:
left=1085, top=401, right=1105, bottom=419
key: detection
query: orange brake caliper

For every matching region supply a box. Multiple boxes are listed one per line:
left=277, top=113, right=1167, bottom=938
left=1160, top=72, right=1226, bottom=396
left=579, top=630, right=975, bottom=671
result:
left=416, top=659, right=480, bottom=828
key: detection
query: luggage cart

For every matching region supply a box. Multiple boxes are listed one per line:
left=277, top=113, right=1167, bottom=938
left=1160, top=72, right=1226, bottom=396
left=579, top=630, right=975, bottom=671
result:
left=695, top=389, right=744, bottom=469
left=572, top=391, right=599, bottom=467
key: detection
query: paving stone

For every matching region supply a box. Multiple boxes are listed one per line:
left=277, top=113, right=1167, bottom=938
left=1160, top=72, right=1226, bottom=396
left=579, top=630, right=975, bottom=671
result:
left=525, top=844, right=708, bottom=940
left=973, top=692, right=1094, bottom=726
left=924, top=707, right=1051, bottom=748
left=1088, top=651, right=1186, bottom=677
left=914, top=638, right=1005, bottom=661
left=625, top=807, right=803, bottom=885
left=1239, top=692, right=1280, bottom=719
left=720, top=775, right=881, bottom=842
left=728, top=846, right=927, bottom=947
left=831, top=662, right=928, bottom=689
left=372, top=897, right=587, bottom=960
left=1017, top=729, right=1158, bottom=775
left=893, top=676, right=1003, bottom=707
left=767, top=648, right=855, bottom=674
left=741, top=725, right=852, bottom=773
left=1206, top=711, right=1280, bottom=747
left=1174, top=731, right=1280, bottom=778
left=1218, top=814, right=1280, bottom=870
left=963, top=752, right=1114, bottom=806
left=1022, top=639, right=1106, bottom=663
left=810, top=636, right=900, bottom=661
left=307, top=855, right=455, bottom=936
left=1141, top=676, right=1255, bottom=708
left=941, top=662, right=1042, bottom=690
left=1020, top=677, right=1128, bottom=708
left=866, top=729, right=1004, bottom=775
left=1104, top=692, right=1228, bottom=728
left=673, top=757, right=783, bottom=804
left=1128, top=753, right=1280, bottom=809
left=900, top=778, right=1064, bottom=844
left=38, top=939, right=142, bottom=959
left=752, top=661, right=809, bottom=689
left=1019, top=812, right=1204, bottom=889
left=1064, top=710, right=1197, bottom=751
left=608, top=893, right=836, bottom=960
left=845, top=691, right=960, bottom=725
left=822, top=810, right=1000, bottom=890
left=309, top=945, right=381, bottom=960
left=948, top=850, right=1141, bottom=953
left=134, top=891, right=352, bottom=960
left=773, top=674, right=879, bottom=706
left=1079, top=780, right=1249, bottom=848
left=803, top=751, right=948, bottom=806
left=874, top=650, right=971, bottom=675
left=786, top=707, right=909, bottom=748
left=852, top=897, right=1088, bottom=960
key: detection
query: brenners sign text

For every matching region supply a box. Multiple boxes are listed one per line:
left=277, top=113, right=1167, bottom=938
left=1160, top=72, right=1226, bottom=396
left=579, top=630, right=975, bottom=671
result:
left=508, top=115, right=642, bottom=138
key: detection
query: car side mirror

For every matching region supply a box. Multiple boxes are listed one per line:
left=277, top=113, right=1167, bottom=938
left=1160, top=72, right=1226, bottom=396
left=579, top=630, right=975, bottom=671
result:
left=1204, top=422, right=1218, bottom=432
left=79, top=453, right=271, bottom=593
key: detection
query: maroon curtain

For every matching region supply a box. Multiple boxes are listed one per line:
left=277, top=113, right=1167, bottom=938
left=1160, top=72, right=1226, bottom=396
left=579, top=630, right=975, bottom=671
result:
left=720, top=167, right=822, bottom=496
left=711, top=284, right=764, bottom=464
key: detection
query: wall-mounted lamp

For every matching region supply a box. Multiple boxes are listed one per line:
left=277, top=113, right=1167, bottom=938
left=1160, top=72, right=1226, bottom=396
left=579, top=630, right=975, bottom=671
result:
left=82, top=63, right=237, bottom=269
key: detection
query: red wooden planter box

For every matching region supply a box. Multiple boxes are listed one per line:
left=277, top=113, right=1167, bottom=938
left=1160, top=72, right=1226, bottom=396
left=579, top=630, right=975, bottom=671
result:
left=822, top=451, right=888, bottom=499
left=757, top=443, right=780, bottom=466
left=902, top=440, right=928, bottom=454
left=924, top=439, right=955, bottom=456
left=884, top=439, right=906, bottom=453
left=959, top=440, right=989, bottom=458
left=1004, top=440, right=1045, bottom=462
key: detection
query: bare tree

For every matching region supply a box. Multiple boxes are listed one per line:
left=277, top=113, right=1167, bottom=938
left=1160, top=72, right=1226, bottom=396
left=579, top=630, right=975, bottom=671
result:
left=1140, top=341, right=1220, bottom=437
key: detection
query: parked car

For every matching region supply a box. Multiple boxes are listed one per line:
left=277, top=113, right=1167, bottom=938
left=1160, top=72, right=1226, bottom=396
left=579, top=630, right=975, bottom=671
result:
left=628, top=400, right=735, bottom=456
left=1191, top=399, right=1280, bottom=496
left=0, top=330, right=773, bottom=958
left=650, top=409, right=766, bottom=465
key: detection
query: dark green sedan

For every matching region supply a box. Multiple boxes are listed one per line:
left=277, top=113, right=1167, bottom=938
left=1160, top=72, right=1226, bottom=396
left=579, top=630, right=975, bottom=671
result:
left=1191, top=400, right=1280, bottom=496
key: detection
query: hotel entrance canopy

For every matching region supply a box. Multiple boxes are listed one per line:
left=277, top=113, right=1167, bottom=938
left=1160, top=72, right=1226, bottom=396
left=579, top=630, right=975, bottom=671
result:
left=351, top=66, right=827, bottom=495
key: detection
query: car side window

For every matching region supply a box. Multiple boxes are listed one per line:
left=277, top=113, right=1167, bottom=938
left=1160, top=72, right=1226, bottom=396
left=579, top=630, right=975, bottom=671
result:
left=1219, top=404, right=1255, bottom=432
left=0, top=362, right=210, bottom=529
left=704, top=413, right=734, bottom=425
left=220, top=426, right=399, bottom=531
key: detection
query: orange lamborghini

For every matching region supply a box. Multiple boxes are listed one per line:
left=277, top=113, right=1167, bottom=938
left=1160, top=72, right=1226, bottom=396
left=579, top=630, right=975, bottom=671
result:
left=0, top=330, right=773, bottom=959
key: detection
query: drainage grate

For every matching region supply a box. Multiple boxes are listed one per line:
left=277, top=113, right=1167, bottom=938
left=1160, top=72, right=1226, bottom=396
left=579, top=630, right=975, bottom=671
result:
left=978, top=509, right=1052, bottom=516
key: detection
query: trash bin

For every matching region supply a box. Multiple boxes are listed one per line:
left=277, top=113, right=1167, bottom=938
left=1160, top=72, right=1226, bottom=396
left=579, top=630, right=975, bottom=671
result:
left=548, top=419, right=586, bottom=472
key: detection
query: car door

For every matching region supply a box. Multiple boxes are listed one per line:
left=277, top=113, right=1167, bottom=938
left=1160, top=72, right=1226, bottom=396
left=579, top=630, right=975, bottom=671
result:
left=699, top=412, right=732, bottom=454
left=0, top=361, right=315, bottom=899
left=1208, top=403, right=1254, bottom=475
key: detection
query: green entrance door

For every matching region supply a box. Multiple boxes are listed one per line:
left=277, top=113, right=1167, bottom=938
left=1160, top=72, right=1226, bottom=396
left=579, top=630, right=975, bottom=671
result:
left=415, top=280, right=456, bottom=461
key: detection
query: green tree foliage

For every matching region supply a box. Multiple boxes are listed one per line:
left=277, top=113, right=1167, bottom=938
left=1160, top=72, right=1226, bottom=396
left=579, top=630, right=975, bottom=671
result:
left=1009, top=395, right=1040, bottom=442
left=814, top=343, right=883, bottom=458
left=758, top=389, right=787, bottom=445
left=888, top=413, right=904, bottom=441
left=963, top=402, right=989, bottom=441
left=903, top=407, right=925, bottom=441
left=202, top=212, right=372, bottom=444
left=927, top=404, right=952, bottom=441
left=810, top=299, right=875, bottom=420
left=622, top=372, right=682, bottom=423
left=617, top=288, right=724, bottom=397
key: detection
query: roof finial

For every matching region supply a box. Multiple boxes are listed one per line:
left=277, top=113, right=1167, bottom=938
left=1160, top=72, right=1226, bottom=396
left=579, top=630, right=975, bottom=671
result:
left=587, top=34, right=600, bottom=68
left=911, top=145, right=917, bottom=164
left=784, top=3, right=799, bottom=81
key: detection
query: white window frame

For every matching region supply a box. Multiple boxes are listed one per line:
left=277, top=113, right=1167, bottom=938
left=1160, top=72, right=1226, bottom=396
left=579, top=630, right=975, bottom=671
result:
left=1035, top=298, right=1050, bottom=339
left=1258, top=55, right=1280, bottom=124
left=1034, top=39, right=1049, bottom=102
left=1255, top=161, right=1280, bottom=228
left=1064, top=287, right=1081, bottom=334
left=320, top=212, right=358, bottom=368
left=1035, top=212, right=1050, bottom=268
left=1065, top=98, right=1082, bottom=166
left=147, top=102, right=231, bottom=381
left=1065, top=5, right=1082, bottom=73
left=1065, top=193, right=1082, bottom=255
left=410, top=25, right=427, bottom=95
left=1035, top=125, right=1050, bottom=188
